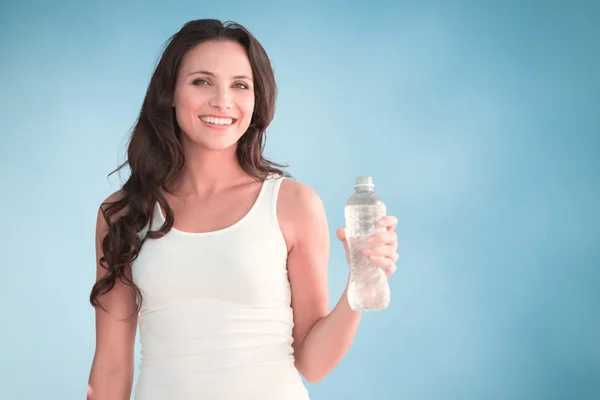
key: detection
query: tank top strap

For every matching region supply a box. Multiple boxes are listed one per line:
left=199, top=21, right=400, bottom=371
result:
left=251, top=173, right=285, bottom=228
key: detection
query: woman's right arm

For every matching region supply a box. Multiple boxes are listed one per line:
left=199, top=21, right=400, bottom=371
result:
left=88, top=193, right=138, bottom=400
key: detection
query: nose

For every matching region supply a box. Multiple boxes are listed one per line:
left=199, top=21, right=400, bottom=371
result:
left=208, top=86, right=233, bottom=110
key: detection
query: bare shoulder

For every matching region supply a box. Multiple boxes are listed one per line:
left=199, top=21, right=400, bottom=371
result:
left=277, top=178, right=328, bottom=251
left=97, top=189, right=128, bottom=225
left=279, top=178, right=322, bottom=210
left=100, top=189, right=127, bottom=211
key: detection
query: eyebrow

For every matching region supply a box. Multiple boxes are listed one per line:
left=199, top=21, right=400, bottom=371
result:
left=187, top=70, right=253, bottom=81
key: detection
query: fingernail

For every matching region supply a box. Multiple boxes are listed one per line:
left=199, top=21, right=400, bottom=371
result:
left=363, top=249, right=371, bottom=255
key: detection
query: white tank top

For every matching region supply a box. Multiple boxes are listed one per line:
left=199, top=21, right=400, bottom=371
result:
left=131, top=174, right=310, bottom=400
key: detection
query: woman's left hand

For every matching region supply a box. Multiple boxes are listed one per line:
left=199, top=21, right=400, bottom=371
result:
left=336, top=215, right=399, bottom=278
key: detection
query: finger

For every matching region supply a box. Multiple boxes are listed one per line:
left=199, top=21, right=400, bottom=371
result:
left=364, top=245, right=398, bottom=259
left=368, top=255, right=395, bottom=268
left=385, top=263, right=397, bottom=277
left=377, top=215, right=398, bottom=232
left=367, top=231, right=398, bottom=247
left=372, top=255, right=398, bottom=278
left=387, top=215, right=398, bottom=231
left=336, top=227, right=346, bottom=242
left=369, top=256, right=397, bottom=277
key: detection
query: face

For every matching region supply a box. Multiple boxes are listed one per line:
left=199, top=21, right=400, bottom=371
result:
left=173, top=40, right=255, bottom=151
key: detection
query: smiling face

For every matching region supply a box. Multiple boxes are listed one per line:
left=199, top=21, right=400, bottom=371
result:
left=173, top=40, right=255, bottom=152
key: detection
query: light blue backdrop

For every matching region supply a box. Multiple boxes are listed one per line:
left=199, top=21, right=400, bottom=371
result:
left=1, top=0, right=598, bottom=399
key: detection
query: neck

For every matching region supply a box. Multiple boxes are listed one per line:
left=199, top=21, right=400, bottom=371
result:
left=168, top=142, right=251, bottom=199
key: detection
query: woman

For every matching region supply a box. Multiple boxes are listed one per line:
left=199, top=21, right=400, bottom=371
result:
left=87, top=19, right=399, bottom=400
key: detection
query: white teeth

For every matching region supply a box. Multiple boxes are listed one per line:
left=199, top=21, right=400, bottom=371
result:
left=200, top=116, right=234, bottom=125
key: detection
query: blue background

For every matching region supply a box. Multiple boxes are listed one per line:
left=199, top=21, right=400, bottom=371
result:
left=1, top=0, right=599, bottom=399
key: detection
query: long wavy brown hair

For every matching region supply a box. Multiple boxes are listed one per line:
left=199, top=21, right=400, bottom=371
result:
left=90, top=19, right=290, bottom=318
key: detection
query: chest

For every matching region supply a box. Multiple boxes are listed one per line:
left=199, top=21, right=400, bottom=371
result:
left=132, top=227, right=291, bottom=310
left=161, top=186, right=260, bottom=234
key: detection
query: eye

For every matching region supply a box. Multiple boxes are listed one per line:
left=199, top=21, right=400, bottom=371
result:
left=192, top=78, right=209, bottom=86
left=233, top=82, right=249, bottom=89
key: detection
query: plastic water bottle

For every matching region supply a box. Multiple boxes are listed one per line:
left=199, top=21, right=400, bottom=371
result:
left=345, top=176, right=390, bottom=311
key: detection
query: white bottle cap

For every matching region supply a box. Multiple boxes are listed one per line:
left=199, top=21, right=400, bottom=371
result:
left=354, top=176, right=374, bottom=190
left=355, top=176, right=373, bottom=185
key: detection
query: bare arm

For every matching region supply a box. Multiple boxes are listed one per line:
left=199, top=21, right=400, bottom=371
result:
left=87, top=192, right=138, bottom=400
left=280, top=181, right=361, bottom=384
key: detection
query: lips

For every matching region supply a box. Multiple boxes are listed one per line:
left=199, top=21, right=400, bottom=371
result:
left=198, top=116, right=237, bottom=129
left=199, top=115, right=237, bottom=121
